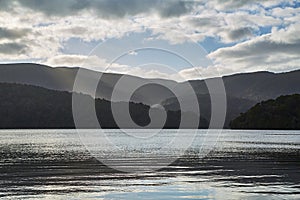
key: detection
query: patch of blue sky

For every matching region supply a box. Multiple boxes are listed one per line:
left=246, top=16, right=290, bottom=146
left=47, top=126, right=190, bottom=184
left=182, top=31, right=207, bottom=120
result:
left=258, top=26, right=273, bottom=35
left=292, top=0, right=300, bottom=8
left=61, top=37, right=100, bottom=56
left=200, top=37, right=236, bottom=53
left=264, top=0, right=300, bottom=10
left=256, top=21, right=290, bottom=35
left=115, top=48, right=194, bottom=69
left=89, top=31, right=212, bottom=71
left=33, top=22, right=56, bottom=28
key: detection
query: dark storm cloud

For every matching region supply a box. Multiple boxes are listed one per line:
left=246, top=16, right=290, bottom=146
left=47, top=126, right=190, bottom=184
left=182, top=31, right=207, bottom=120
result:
left=15, top=0, right=196, bottom=18
left=0, top=43, right=27, bottom=54
left=0, top=27, right=30, bottom=40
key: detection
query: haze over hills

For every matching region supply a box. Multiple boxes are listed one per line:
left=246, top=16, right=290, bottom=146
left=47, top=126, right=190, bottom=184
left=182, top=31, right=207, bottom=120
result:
left=0, top=83, right=208, bottom=129
left=164, top=70, right=300, bottom=126
left=0, top=63, right=300, bottom=128
left=1, top=63, right=299, bottom=101
left=0, top=63, right=177, bottom=104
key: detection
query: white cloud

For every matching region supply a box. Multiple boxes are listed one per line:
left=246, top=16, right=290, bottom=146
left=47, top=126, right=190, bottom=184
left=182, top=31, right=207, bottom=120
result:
left=128, top=51, right=138, bottom=56
left=43, top=54, right=186, bottom=80
left=207, top=0, right=294, bottom=10
left=272, top=6, right=300, bottom=18
left=45, top=54, right=104, bottom=68
left=208, top=22, right=300, bottom=76
left=270, top=23, right=300, bottom=44
left=0, top=0, right=299, bottom=80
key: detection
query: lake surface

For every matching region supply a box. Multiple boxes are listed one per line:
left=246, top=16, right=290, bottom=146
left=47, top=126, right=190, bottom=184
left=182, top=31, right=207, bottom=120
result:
left=0, top=130, right=299, bottom=199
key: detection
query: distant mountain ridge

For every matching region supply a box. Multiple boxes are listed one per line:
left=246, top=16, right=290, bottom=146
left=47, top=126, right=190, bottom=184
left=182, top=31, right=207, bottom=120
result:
left=0, top=63, right=299, bottom=128
left=0, top=63, right=177, bottom=103
left=1, top=63, right=299, bottom=102
left=0, top=83, right=208, bottom=129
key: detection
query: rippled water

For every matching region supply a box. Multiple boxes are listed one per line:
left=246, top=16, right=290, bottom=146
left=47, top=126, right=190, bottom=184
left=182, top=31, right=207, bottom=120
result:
left=0, top=130, right=299, bottom=199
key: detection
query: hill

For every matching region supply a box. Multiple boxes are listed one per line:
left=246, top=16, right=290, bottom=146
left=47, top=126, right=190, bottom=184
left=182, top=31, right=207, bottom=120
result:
left=1, top=63, right=300, bottom=128
left=230, top=94, right=300, bottom=130
left=0, top=83, right=208, bottom=129
left=1, top=64, right=299, bottom=103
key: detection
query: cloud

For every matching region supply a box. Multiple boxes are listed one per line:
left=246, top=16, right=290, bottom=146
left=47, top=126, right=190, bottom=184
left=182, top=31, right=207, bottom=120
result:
left=0, top=0, right=299, bottom=80
left=156, top=0, right=193, bottom=18
left=2, top=0, right=287, bottom=18
left=62, top=27, right=88, bottom=35
left=0, top=27, right=30, bottom=40
left=44, top=54, right=108, bottom=68
left=0, top=0, right=285, bottom=48
left=226, top=27, right=255, bottom=41
left=208, top=22, right=300, bottom=74
left=208, top=0, right=291, bottom=10
left=271, top=23, right=300, bottom=44
left=128, top=51, right=138, bottom=56
left=140, top=5, right=282, bottom=44
left=272, top=6, right=300, bottom=18
left=0, top=43, right=27, bottom=55
left=16, top=0, right=196, bottom=18
left=0, top=0, right=11, bottom=10
left=186, top=16, right=220, bottom=28
left=179, top=65, right=234, bottom=80
left=43, top=54, right=186, bottom=80
left=208, top=0, right=253, bottom=10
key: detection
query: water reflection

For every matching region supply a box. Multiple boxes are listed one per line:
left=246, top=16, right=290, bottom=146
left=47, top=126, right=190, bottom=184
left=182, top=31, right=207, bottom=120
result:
left=0, top=130, right=299, bottom=199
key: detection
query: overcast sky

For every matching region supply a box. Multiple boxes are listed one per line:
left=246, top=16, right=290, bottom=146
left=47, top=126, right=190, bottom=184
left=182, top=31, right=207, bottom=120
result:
left=0, top=0, right=299, bottom=80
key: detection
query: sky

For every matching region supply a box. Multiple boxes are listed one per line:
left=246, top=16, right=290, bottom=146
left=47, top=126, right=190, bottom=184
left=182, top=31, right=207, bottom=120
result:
left=0, top=0, right=299, bottom=80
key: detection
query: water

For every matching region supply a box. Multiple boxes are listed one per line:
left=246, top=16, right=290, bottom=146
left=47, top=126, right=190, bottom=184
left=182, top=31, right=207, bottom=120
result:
left=0, top=130, right=299, bottom=199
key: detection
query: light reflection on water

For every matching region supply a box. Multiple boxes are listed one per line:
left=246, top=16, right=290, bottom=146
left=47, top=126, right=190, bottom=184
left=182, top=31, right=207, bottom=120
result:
left=0, top=130, right=299, bottom=199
